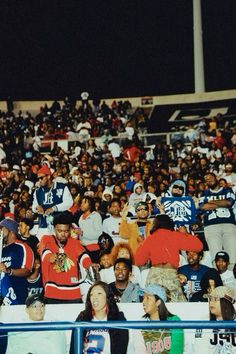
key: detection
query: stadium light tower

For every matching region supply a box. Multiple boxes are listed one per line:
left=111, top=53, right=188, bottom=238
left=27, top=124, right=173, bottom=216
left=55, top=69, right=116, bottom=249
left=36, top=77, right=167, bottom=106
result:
left=193, top=0, right=205, bottom=92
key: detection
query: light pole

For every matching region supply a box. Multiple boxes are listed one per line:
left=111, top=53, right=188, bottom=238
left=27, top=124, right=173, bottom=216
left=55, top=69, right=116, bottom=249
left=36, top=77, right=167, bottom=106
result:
left=193, top=0, right=205, bottom=92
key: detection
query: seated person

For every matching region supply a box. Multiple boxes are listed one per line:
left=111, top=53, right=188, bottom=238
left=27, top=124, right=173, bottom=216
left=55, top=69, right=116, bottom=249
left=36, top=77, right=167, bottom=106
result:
left=108, top=258, right=141, bottom=303
left=178, top=250, right=209, bottom=301
left=215, top=251, right=236, bottom=290
left=6, top=294, right=67, bottom=354
left=190, top=268, right=223, bottom=302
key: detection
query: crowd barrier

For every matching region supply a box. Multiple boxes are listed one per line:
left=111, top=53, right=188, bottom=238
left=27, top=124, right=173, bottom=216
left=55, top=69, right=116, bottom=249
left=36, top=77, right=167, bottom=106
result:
left=0, top=319, right=235, bottom=354
left=1, top=302, right=236, bottom=353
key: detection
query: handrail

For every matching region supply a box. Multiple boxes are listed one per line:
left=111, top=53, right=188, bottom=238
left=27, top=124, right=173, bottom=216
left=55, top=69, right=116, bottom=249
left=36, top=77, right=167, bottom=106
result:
left=0, top=320, right=235, bottom=354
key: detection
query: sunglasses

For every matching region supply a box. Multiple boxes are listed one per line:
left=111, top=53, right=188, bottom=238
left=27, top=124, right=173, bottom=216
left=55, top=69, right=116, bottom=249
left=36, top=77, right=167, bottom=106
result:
left=136, top=207, right=148, bottom=212
left=173, top=185, right=184, bottom=191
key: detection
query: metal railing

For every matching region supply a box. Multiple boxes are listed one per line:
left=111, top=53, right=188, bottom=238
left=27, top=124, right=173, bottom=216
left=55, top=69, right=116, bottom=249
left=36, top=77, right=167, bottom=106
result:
left=0, top=320, right=235, bottom=354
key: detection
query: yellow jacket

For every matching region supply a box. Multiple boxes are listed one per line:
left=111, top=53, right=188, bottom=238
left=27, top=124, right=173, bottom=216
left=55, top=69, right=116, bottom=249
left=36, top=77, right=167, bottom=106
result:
left=119, top=218, right=153, bottom=255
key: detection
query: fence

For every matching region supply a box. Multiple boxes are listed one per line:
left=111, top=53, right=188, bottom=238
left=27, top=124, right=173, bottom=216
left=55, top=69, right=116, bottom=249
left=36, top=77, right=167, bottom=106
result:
left=0, top=320, right=235, bottom=354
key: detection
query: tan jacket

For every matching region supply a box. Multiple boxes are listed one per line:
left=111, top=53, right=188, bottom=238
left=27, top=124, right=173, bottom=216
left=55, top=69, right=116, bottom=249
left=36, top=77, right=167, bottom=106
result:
left=119, top=218, right=153, bottom=255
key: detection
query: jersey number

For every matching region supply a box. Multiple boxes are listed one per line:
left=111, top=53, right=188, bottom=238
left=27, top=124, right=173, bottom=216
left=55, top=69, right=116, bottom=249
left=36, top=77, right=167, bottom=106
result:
left=86, top=334, right=105, bottom=353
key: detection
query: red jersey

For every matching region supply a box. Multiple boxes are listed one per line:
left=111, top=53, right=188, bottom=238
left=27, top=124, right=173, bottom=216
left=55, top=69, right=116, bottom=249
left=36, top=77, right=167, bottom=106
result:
left=39, top=235, right=92, bottom=300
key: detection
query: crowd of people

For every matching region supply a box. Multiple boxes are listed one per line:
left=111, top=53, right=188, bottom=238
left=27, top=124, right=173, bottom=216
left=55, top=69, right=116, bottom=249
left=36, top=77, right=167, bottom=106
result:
left=0, top=97, right=236, bottom=353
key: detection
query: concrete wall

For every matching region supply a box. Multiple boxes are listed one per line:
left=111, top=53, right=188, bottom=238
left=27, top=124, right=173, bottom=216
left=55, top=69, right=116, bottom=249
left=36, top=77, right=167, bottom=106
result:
left=1, top=89, right=236, bottom=113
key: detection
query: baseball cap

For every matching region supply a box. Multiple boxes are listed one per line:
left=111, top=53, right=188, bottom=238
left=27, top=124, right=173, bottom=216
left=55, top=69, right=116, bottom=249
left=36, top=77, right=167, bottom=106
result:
left=215, top=251, right=230, bottom=263
left=135, top=201, right=148, bottom=211
left=0, top=218, right=19, bottom=235
left=25, top=294, right=46, bottom=307
left=138, top=284, right=167, bottom=303
left=205, top=286, right=235, bottom=304
left=37, top=164, right=51, bottom=176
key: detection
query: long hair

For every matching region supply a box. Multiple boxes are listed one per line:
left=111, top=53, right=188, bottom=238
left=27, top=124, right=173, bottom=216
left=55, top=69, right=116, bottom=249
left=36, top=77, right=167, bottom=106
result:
left=150, top=214, right=175, bottom=234
left=110, top=242, right=134, bottom=265
left=143, top=294, right=174, bottom=321
left=78, top=281, right=120, bottom=321
left=81, top=196, right=95, bottom=212
left=210, top=298, right=236, bottom=321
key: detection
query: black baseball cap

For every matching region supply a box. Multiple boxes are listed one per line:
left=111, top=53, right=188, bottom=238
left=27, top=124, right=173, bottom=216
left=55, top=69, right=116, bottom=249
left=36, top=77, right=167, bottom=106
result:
left=215, top=251, right=230, bottom=263
left=25, top=294, right=46, bottom=307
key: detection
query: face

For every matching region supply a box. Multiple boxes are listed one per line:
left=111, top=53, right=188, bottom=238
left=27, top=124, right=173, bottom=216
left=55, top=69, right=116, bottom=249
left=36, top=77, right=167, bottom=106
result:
left=209, top=298, right=222, bottom=319
left=136, top=205, right=149, bottom=219
left=54, top=224, right=70, bottom=245
left=135, top=186, right=143, bottom=195
left=90, top=285, right=107, bottom=315
left=172, top=185, right=184, bottom=197
left=142, top=293, right=158, bottom=317
left=18, top=222, right=29, bottom=237
left=204, top=174, right=217, bottom=189
left=187, top=251, right=201, bottom=266
left=80, top=198, right=90, bottom=212
left=38, top=174, right=49, bottom=187
left=118, top=248, right=130, bottom=259
left=0, top=226, right=10, bottom=244
left=26, top=301, right=45, bottom=321
left=216, top=258, right=228, bottom=274
left=207, top=279, right=216, bottom=294
left=103, top=194, right=112, bottom=202
left=114, top=262, right=131, bottom=282
left=100, top=254, right=112, bottom=269
left=109, top=202, right=121, bottom=217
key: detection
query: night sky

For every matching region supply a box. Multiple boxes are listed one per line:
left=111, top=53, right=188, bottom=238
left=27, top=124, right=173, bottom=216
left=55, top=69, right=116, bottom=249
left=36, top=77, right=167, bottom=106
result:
left=0, top=0, right=236, bottom=100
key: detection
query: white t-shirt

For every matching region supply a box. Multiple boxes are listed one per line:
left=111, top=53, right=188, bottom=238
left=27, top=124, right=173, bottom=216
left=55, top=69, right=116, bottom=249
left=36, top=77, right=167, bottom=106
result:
left=220, top=270, right=236, bottom=290
left=102, top=216, right=123, bottom=244
left=6, top=327, right=67, bottom=354
left=84, top=316, right=111, bottom=354
left=187, top=327, right=236, bottom=354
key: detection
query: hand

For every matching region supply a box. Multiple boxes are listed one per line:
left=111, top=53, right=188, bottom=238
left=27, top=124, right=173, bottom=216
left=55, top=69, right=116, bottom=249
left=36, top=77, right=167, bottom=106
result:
left=49, top=254, right=57, bottom=263
left=177, top=225, right=188, bottom=233
left=91, top=263, right=100, bottom=272
left=0, top=263, right=7, bottom=273
left=200, top=202, right=216, bottom=211
left=156, top=201, right=165, bottom=214
left=178, top=274, right=187, bottom=285
left=121, top=203, right=129, bottom=219
left=44, top=207, right=54, bottom=216
left=36, top=205, right=44, bottom=214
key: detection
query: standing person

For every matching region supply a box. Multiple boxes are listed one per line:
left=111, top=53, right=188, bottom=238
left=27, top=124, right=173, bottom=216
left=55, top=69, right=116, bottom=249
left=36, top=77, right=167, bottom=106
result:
left=70, top=281, right=129, bottom=354
left=0, top=218, right=34, bottom=304
left=102, top=198, right=122, bottom=244
left=6, top=293, right=67, bottom=354
left=188, top=286, right=236, bottom=354
left=139, top=284, right=184, bottom=354
left=199, top=172, right=236, bottom=269
left=160, top=179, right=196, bottom=230
left=135, top=215, right=203, bottom=302
left=32, top=164, right=73, bottom=240
left=39, top=212, right=92, bottom=303
left=120, top=201, right=154, bottom=255
left=79, top=196, right=103, bottom=262
left=18, top=217, right=39, bottom=257
left=128, top=182, right=146, bottom=207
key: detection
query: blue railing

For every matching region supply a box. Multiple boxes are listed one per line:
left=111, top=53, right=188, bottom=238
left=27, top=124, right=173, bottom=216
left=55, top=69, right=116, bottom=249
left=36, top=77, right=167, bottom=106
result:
left=0, top=320, right=235, bottom=354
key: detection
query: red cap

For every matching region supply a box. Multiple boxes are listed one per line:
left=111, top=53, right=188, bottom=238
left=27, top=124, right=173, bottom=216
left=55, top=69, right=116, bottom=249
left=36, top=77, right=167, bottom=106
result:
left=37, top=164, right=51, bottom=176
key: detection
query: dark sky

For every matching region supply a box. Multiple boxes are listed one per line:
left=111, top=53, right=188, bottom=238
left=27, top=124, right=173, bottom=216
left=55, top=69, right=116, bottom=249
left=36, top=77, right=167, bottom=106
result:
left=0, top=0, right=236, bottom=100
